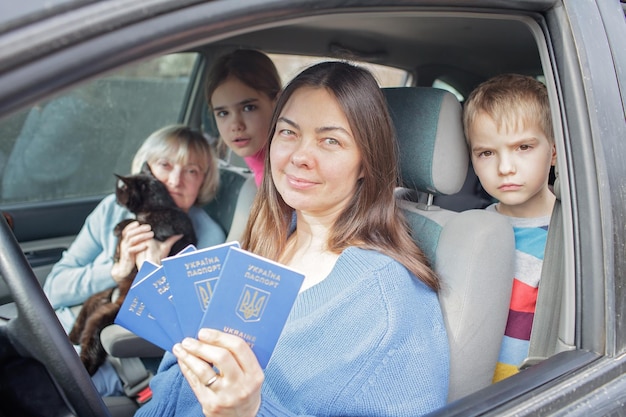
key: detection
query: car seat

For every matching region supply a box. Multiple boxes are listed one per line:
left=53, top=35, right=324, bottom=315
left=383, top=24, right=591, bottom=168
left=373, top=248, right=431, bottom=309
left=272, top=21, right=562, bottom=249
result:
left=202, top=162, right=256, bottom=241
left=382, top=87, right=515, bottom=401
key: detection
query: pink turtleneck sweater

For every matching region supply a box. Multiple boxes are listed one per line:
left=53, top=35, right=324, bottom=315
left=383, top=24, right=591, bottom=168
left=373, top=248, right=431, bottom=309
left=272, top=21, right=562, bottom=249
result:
left=244, top=148, right=265, bottom=187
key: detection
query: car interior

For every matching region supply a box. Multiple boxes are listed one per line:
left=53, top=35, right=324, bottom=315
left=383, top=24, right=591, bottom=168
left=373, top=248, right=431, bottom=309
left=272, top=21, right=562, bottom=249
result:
left=99, top=84, right=516, bottom=414
left=0, top=5, right=591, bottom=417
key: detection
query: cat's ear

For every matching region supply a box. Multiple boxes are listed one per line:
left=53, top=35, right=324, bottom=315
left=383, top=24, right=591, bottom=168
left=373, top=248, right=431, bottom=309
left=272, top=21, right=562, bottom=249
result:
left=114, top=174, right=128, bottom=190
left=141, top=161, right=154, bottom=176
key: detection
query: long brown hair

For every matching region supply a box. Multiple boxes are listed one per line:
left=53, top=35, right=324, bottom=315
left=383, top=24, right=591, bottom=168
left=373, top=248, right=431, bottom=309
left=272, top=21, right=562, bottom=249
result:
left=242, top=61, right=439, bottom=291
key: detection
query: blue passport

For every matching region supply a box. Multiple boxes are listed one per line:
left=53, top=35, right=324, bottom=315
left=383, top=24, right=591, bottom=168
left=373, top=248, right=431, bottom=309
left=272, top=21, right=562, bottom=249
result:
left=114, top=260, right=174, bottom=352
left=197, top=246, right=305, bottom=369
left=126, top=263, right=185, bottom=346
left=161, top=241, right=240, bottom=337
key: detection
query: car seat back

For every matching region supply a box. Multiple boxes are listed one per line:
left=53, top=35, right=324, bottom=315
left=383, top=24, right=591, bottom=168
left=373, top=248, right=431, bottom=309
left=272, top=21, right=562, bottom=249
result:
left=202, top=163, right=256, bottom=241
left=383, top=87, right=515, bottom=401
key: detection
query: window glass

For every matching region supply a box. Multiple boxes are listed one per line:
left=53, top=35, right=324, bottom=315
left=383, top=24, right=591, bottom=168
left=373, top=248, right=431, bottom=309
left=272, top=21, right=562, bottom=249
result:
left=269, top=54, right=412, bottom=87
left=0, top=53, right=198, bottom=204
left=432, top=79, right=464, bottom=101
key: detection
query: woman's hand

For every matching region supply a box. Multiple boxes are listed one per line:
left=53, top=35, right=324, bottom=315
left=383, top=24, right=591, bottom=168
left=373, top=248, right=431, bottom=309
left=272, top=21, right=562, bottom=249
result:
left=135, top=233, right=183, bottom=267
left=173, top=328, right=264, bottom=417
left=111, top=221, right=155, bottom=283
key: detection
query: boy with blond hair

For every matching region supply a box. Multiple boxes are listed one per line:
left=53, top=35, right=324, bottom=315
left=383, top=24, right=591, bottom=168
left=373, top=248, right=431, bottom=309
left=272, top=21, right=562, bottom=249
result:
left=463, top=74, right=557, bottom=382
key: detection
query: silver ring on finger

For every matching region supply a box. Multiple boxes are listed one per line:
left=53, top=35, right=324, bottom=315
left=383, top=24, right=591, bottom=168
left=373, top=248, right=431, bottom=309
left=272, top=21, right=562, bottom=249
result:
left=205, top=374, right=219, bottom=388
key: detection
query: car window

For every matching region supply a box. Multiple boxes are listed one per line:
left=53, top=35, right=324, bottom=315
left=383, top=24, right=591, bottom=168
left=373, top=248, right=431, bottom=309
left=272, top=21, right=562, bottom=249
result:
left=268, top=54, right=412, bottom=87
left=432, top=79, right=464, bottom=101
left=0, top=52, right=198, bottom=205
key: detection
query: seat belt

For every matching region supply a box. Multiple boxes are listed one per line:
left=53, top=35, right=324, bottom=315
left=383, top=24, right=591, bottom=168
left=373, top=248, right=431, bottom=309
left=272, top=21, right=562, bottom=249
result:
left=108, top=356, right=153, bottom=401
left=520, top=172, right=564, bottom=369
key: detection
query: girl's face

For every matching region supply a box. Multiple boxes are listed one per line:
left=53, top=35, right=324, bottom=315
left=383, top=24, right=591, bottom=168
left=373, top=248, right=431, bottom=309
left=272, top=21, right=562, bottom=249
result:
left=211, top=76, right=276, bottom=158
left=149, top=150, right=205, bottom=212
left=270, top=87, right=363, bottom=220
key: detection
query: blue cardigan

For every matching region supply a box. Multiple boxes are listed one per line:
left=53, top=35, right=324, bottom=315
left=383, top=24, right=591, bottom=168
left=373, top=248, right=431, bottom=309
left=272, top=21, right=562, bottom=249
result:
left=136, top=247, right=449, bottom=417
left=44, top=193, right=225, bottom=330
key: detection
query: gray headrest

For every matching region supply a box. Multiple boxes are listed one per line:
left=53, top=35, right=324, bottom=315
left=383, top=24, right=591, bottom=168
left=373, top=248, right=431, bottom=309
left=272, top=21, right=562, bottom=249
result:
left=383, top=87, right=468, bottom=195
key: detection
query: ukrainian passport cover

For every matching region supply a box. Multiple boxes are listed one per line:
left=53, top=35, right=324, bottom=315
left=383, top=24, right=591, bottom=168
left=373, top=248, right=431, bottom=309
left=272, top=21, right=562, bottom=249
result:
left=123, top=263, right=184, bottom=345
left=114, top=260, right=175, bottom=352
left=161, top=241, right=240, bottom=337
left=197, top=246, right=305, bottom=368
left=114, top=243, right=304, bottom=366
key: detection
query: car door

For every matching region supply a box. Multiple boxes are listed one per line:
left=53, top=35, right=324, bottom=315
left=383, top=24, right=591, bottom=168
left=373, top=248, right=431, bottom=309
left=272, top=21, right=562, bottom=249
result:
left=431, top=1, right=626, bottom=415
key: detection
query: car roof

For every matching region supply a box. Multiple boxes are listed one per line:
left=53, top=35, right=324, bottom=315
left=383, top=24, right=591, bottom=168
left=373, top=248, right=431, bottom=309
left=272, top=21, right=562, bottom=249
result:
left=0, top=0, right=556, bottom=108
left=0, top=0, right=96, bottom=31
left=208, top=11, right=542, bottom=93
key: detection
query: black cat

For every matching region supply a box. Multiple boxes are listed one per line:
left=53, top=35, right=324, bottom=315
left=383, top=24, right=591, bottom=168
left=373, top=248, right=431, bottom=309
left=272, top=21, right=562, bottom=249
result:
left=69, top=162, right=197, bottom=375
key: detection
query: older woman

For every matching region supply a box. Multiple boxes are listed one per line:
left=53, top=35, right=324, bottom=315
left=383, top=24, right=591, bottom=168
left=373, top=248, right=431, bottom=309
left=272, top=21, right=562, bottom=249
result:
left=44, top=124, right=225, bottom=396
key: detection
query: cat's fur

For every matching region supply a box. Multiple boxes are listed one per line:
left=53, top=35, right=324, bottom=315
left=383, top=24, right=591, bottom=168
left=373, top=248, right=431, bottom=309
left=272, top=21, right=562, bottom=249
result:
left=68, top=162, right=197, bottom=375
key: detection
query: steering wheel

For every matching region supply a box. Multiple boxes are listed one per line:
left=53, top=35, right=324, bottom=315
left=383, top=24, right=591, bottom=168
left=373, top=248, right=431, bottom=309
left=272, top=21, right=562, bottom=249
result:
left=0, top=215, right=111, bottom=416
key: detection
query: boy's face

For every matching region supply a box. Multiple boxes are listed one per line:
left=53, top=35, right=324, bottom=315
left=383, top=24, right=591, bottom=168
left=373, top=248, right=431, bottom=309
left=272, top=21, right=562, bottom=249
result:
left=468, top=111, right=556, bottom=218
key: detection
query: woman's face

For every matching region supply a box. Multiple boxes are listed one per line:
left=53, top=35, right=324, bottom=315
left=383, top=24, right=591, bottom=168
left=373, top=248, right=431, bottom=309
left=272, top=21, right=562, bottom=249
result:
left=270, top=87, right=363, bottom=219
left=211, top=76, right=276, bottom=158
left=149, top=151, right=205, bottom=212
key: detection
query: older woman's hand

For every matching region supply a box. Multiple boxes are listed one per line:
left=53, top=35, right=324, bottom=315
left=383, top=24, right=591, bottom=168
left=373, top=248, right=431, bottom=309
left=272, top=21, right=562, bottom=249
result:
left=135, top=233, right=183, bottom=267
left=111, top=221, right=155, bottom=283
left=173, top=328, right=264, bottom=417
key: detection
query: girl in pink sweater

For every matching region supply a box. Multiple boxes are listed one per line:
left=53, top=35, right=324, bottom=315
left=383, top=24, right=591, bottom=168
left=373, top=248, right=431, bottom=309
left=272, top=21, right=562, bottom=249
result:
left=205, top=49, right=282, bottom=187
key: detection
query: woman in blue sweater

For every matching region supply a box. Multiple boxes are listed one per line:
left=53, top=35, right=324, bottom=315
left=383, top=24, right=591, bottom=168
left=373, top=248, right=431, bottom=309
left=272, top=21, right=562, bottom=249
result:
left=137, top=62, right=449, bottom=416
left=44, top=124, right=226, bottom=395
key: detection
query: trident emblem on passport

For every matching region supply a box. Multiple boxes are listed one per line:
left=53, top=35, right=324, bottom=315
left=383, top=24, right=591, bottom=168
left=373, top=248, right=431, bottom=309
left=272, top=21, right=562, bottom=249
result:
left=195, top=277, right=218, bottom=311
left=237, top=285, right=270, bottom=322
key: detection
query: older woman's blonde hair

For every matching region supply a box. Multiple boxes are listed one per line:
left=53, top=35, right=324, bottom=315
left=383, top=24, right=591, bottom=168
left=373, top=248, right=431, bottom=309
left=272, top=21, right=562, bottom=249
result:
left=131, top=125, right=219, bottom=205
